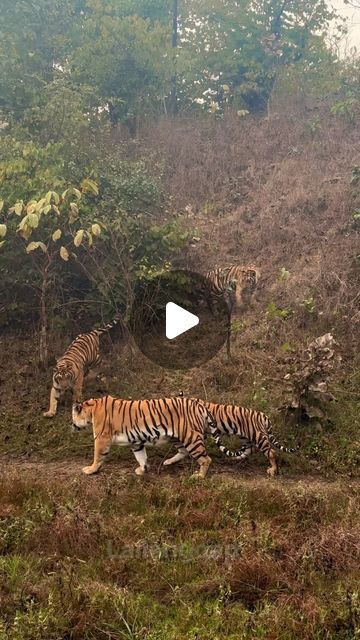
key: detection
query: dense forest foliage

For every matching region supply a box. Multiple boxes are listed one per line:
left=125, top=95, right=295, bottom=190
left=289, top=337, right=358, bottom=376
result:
left=1, top=0, right=359, bottom=362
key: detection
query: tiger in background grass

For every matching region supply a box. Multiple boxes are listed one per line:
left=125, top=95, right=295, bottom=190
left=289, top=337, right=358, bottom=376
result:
left=201, top=264, right=260, bottom=357
left=43, top=316, right=122, bottom=418
left=71, top=395, right=242, bottom=478
left=168, top=394, right=299, bottom=476
left=203, top=264, right=261, bottom=315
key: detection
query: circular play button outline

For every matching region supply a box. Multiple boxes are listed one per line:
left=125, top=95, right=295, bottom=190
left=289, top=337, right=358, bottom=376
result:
left=129, top=268, right=229, bottom=370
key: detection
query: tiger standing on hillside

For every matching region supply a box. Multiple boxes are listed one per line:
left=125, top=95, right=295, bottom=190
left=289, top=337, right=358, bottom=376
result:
left=203, top=264, right=260, bottom=315
left=43, top=317, right=121, bottom=418
left=202, top=264, right=260, bottom=357
left=167, top=396, right=298, bottom=476
left=71, top=395, right=240, bottom=478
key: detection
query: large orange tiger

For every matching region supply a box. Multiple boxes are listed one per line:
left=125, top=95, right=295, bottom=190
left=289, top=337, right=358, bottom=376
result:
left=43, top=317, right=121, bottom=418
left=71, top=395, right=240, bottom=478
left=168, top=396, right=298, bottom=476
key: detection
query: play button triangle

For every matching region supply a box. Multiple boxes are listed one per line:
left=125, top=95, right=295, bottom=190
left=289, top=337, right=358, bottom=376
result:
left=166, top=302, right=199, bottom=340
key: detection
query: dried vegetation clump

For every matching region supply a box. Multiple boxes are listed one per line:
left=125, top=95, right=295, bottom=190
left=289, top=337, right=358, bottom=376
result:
left=284, top=332, right=341, bottom=421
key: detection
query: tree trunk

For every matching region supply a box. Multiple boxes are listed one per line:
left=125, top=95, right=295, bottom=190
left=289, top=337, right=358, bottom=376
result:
left=170, top=0, right=178, bottom=116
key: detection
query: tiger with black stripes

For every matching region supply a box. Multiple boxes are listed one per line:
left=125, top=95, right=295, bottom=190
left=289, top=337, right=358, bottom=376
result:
left=168, top=396, right=298, bottom=476
left=43, top=317, right=121, bottom=418
left=203, top=264, right=260, bottom=315
left=71, top=395, right=239, bottom=478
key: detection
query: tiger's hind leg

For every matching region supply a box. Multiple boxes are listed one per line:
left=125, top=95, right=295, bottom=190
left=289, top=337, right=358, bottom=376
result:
left=265, top=448, right=278, bottom=476
left=132, top=446, right=149, bottom=476
left=193, top=454, right=211, bottom=478
left=82, top=436, right=111, bottom=475
left=183, top=438, right=211, bottom=478
left=163, top=444, right=188, bottom=467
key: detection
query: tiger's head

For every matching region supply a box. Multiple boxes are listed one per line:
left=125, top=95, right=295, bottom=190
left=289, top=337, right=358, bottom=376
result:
left=240, top=265, right=261, bottom=302
left=243, top=265, right=261, bottom=285
left=72, top=399, right=95, bottom=432
left=53, top=364, right=73, bottom=392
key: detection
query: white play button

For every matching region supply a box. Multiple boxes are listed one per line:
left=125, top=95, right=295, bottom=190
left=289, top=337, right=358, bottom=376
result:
left=130, top=269, right=229, bottom=368
left=166, top=302, right=199, bottom=340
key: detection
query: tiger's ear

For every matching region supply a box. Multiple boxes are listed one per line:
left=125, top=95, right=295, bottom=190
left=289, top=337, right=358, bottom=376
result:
left=82, top=399, right=96, bottom=411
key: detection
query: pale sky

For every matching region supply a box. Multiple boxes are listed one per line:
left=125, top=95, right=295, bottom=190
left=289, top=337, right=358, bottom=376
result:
left=330, top=0, right=360, bottom=54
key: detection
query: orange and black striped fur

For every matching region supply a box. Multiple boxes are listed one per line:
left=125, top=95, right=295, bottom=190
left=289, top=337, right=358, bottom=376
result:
left=204, top=402, right=298, bottom=475
left=71, top=395, right=237, bottom=478
left=169, top=396, right=298, bottom=476
left=203, top=264, right=260, bottom=315
left=43, top=317, right=120, bottom=418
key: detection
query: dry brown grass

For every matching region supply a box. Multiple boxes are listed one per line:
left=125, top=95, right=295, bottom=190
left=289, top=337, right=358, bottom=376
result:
left=133, top=107, right=360, bottom=360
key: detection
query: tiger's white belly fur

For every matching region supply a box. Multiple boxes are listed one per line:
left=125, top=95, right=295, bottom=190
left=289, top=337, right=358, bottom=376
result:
left=112, top=429, right=169, bottom=447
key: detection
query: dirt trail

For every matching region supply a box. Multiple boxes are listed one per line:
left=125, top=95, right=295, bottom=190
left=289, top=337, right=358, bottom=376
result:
left=1, top=456, right=359, bottom=490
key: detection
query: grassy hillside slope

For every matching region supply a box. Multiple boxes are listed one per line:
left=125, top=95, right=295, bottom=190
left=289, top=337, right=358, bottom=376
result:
left=1, top=105, right=359, bottom=476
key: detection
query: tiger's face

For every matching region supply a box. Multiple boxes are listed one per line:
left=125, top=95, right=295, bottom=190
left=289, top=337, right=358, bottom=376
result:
left=53, top=365, right=73, bottom=392
left=72, top=400, right=95, bottom=431
left=243, top=266, right=260, bottom=285
left=241, top=267, right=260, bottom=301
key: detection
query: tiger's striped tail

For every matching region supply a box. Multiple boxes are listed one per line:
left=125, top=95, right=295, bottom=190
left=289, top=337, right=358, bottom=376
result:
left=205, top=408, right=249, bottom=458
left=268, top=432, right=299, bottom=453
left=94, top=314, right=122, bottom=336
left=264, top=417, right=299, bottom=453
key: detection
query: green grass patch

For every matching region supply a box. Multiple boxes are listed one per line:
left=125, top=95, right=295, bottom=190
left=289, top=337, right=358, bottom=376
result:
left=0, top=469, right=359, bottom=639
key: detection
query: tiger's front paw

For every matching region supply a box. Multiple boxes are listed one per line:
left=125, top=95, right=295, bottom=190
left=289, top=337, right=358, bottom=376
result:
left=82, top=465, right=98, bottom=475
left=135, top=466, right=146, bottom=476
left=43, top=410, right=56, bottom=418
left=190, top=472, right=203, bottom=480
left=266, top=467, right=278, bottom=477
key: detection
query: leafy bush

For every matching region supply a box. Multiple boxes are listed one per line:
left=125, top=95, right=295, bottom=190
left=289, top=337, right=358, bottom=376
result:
left=0, top=136, right=65, bottom=203
left=99, top=159, right=164, bottom=216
